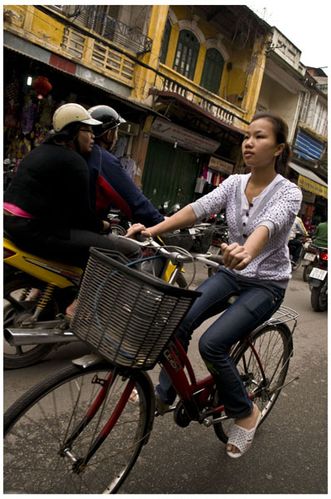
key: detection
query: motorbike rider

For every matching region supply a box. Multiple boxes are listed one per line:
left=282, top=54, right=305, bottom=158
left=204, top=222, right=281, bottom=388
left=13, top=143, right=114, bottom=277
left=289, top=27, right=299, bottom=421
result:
left=313, top=220, right=328, bottom=248
left=87, top=104, right=164, bottom=227
left=288, top=215, right=308, bottom=264
left=4, top=103, right=141, bottom=268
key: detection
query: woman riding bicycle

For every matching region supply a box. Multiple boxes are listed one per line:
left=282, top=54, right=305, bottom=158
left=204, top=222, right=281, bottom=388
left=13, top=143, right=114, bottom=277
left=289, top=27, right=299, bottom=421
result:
left=127, top=112, right=302, bottom=459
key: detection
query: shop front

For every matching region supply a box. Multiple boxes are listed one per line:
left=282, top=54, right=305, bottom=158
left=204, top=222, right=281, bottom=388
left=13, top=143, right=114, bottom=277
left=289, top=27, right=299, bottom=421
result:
left=141, top=96, right=244, bottom=208
left=3, top=47, right=149, bottom=183
left=288, top=162, right=328, bottom=230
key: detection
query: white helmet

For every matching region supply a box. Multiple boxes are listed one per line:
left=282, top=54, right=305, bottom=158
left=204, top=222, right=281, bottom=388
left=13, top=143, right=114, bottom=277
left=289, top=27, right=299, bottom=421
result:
left=52, top=103, right=102, bottom=132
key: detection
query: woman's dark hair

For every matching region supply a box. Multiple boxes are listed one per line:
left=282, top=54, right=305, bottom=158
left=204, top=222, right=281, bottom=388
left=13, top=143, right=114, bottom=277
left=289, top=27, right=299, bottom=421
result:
left=251, top=112, right=291, bottom=174
left=53, top=122, right=82, bottom=142
left=45, top=122, right=82, bottom=148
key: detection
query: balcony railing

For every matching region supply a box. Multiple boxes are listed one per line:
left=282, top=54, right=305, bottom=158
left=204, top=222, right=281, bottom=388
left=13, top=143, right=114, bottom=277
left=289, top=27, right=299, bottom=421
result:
left=161, top=77, right=236, bottom=125
left=61, top=26, right=135, bottom=84
left=4, top=6, right=136, bottom=88
left=53, top=6, right=152, bottom=55
left=100, top=16, right=152, bottom=55
left=153, top=64, right=247, bottom=129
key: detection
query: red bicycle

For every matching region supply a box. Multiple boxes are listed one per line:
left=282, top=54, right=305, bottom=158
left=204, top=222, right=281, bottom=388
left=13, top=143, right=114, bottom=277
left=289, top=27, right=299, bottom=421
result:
left=4, top=245, right=298, bottom=494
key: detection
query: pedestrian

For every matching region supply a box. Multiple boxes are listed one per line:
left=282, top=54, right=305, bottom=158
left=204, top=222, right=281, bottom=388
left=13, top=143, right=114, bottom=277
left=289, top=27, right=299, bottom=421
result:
left=4, top=103, right=141, bottom=316
left=127, top=111, right=303, bottom=458
left=87, top=105, right=164, bottom=227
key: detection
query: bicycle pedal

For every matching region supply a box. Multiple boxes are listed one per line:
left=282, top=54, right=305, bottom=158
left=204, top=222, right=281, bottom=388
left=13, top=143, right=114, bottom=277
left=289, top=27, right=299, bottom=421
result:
left=154, top=404, right=176, bottom=417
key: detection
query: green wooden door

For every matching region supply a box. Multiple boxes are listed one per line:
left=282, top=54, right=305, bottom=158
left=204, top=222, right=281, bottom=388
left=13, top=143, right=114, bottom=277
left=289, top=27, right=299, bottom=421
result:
left=142, top=137, right=199, bottom=209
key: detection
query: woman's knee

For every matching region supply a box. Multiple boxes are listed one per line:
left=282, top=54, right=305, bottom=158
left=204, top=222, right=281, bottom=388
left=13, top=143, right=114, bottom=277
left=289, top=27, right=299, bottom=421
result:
left=198, top=332, right=227, bottom=362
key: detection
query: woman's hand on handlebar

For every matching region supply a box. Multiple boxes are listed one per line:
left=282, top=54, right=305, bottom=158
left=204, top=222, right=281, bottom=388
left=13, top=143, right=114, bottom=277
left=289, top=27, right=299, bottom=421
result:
left=125, top=223, right=152, bottom=240
left=221, top=242, right=253, bottom=270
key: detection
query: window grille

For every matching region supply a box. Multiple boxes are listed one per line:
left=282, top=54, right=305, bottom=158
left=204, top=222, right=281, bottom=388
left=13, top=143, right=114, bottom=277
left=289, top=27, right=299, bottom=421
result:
left=173, top=30, right=199, bottom=80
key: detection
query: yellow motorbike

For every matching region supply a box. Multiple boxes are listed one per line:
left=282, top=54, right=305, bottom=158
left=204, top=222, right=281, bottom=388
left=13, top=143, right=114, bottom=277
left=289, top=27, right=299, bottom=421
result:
left=4, top=236, right=186, bottom=369
left=4, top=238, right=83, bottom=369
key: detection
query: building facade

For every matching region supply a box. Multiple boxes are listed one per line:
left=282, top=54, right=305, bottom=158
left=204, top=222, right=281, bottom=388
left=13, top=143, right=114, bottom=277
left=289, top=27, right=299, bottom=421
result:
left=4, top=5, right=271, bottom=209
left=3, top=5, right=327, bottom=219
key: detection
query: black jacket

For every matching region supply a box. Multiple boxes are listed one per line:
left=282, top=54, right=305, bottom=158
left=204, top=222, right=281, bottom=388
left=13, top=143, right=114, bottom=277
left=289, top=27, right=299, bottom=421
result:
left=4, top=141, right=103, bottom=234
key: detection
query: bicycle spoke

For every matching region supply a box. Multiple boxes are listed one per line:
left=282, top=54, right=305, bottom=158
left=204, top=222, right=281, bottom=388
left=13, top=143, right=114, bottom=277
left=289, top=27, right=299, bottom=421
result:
left=4, top=364, right=151, bottom=494
left=213, top=324, right=292, bottom=442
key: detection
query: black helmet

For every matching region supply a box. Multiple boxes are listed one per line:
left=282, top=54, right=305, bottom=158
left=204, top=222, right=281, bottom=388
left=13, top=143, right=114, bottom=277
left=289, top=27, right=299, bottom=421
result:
left=88, top=105, right=126, bottom=137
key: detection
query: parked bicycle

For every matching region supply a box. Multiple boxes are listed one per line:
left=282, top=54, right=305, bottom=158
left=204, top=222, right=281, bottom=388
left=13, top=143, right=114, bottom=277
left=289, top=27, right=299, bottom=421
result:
left=4, top=240, right=298, bottom=494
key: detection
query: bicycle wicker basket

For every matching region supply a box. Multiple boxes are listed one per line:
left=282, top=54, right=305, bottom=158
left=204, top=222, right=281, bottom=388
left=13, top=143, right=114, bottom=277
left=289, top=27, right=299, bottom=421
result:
left=71, top=247, right=200, bottom=370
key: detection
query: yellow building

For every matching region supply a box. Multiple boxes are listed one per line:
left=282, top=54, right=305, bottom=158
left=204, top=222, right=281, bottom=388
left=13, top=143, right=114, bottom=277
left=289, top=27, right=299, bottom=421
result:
left=4, top=5, right=271, bottom=206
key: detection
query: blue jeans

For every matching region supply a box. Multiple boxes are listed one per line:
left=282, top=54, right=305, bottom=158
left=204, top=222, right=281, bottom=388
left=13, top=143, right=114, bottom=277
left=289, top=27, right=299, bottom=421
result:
left=157, top=267, right=285, bottom=418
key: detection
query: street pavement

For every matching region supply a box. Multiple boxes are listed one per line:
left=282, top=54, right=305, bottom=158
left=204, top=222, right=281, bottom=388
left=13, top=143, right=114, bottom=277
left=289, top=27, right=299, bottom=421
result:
left=3, top=262, right=327, bottom=494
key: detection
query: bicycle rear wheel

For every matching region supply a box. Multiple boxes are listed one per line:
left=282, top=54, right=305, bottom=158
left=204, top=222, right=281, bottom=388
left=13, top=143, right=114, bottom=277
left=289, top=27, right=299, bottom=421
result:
left=4, top=362, right=154, bottom=494
left=213, top=323, right=293, bottom=443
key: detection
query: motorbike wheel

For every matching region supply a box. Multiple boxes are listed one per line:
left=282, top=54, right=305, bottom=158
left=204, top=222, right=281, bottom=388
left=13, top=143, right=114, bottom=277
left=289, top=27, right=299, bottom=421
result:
left=4, top=274, right=60, bottom=369
left=311, top=286, right=327, bottom=312
left=303, top=263, right=313, bottom=282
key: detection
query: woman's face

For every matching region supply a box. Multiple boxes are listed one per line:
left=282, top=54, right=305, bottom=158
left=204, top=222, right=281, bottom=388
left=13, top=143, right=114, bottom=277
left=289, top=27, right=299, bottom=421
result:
left=242, top=118, right=284, bottom=170
left=77, top=126, right=95, bottom=154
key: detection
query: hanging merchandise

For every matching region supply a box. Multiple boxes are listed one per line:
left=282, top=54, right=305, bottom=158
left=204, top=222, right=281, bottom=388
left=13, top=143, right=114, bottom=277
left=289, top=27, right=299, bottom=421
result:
left=120, top=155, right=137, bottom=180
left=21, top=94, right=38, bottom=135
left=38, top=95, right=54, bottom=127
left=194, top=176, right=206, bottom=194
left=32, top=75, right=53, bottom=100
left=4, top=78, right=20, bottom=129
left=113, top=135, right=129, bottom=158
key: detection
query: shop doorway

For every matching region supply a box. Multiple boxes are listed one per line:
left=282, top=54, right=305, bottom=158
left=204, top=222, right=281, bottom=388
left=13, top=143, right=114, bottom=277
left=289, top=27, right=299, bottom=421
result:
left=142, top=137, right=200, bottom=210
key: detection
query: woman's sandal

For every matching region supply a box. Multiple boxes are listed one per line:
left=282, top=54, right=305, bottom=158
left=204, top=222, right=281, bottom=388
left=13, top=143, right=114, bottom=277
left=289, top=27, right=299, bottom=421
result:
left=226, top=411, right=262, bottom=459
left=129, top=388, right=140, bottom=404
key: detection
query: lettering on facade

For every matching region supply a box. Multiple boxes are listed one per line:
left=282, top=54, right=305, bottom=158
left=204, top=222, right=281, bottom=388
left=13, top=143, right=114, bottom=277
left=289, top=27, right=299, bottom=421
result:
left=298, top=175, right=327, bottom=199
left=150, top=117, right=220, bottom=154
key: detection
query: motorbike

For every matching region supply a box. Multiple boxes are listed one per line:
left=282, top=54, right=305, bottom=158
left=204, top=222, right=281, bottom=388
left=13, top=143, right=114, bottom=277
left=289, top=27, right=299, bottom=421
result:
left=4, top=233, right=188, bottom=369
left=302, top=242, right=319, bottom=282
left=288, top=232, right=310, bottom=271
left=106, top=209, right=129, bottom=235
left=4, top=237, right=82, bottom=369
left=206, top=214, right=228, bottom=277
left=159, top=200, right=181, bottom=216
left=307, top=246, right=328, bottom=312
left=207, top=213, right=229, bottom=254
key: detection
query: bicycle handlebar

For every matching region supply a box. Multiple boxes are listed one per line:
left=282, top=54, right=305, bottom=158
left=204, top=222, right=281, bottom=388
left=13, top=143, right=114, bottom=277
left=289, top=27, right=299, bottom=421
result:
left=117, top=235, right=223, bottom=268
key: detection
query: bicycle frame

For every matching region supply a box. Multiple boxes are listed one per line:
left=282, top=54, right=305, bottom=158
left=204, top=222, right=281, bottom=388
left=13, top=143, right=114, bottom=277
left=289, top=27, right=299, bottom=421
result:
left=57, top=245, right=297, bottom=468
left=157, top=323, right=292, bottom=425
left=159, top=338, right=217, bottom=420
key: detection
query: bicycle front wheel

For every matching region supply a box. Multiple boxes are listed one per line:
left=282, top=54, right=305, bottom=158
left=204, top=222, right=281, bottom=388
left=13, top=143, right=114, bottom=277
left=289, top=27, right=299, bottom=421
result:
left=214, top=323, right=293, bottom=442
left=4, top=362, right=154, bottom=494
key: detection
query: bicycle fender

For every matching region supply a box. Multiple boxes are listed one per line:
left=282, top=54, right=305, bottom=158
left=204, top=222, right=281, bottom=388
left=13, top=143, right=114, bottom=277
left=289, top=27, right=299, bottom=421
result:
left=72, top=353, right=104, bottom=368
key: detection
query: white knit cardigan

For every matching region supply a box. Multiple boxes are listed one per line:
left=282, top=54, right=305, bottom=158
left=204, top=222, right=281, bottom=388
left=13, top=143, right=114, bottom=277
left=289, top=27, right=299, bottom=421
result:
left=190, top=173, right=303, bottom=283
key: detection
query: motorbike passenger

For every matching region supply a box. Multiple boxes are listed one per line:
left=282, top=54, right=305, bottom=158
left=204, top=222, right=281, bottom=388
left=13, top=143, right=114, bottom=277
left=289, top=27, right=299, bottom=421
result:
left=87, top=105, right=164, bottom=227
left=4, top=103, right=141, bottom=269
left=127, top=112, right=302, bottom=459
